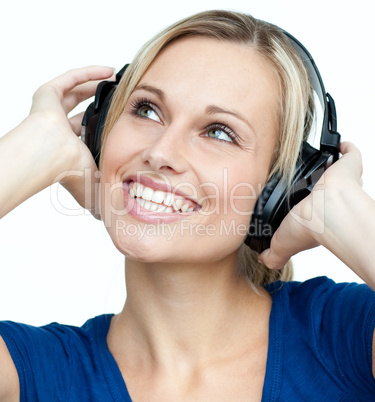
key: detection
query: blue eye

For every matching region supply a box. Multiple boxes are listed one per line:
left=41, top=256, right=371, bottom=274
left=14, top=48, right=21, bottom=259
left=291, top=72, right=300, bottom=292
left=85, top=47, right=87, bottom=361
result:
left=130, top=98, right=162, bottom=123
left=207, top=128, right=233, bottom=142
left=204, top=124, right=236, bottom=143
left=138, top=105, right=161, bottom=122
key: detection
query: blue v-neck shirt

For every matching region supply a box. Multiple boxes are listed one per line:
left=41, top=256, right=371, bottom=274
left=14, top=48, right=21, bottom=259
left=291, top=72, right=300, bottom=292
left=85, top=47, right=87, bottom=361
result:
left=1, top=276, right=375, bottom=401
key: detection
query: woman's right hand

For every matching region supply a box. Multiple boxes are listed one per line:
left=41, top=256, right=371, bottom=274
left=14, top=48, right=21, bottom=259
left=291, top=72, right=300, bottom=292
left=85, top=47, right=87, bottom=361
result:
left=0, top=66, right=115, bottom=218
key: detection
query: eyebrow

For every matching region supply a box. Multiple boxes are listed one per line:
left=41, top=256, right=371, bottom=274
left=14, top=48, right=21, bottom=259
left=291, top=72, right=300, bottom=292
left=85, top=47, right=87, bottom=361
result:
left=205, top=105, right=255, bottom=133
left=132, top=84, right=255, bottom=134
left=133, top=84, right=165, bottom=101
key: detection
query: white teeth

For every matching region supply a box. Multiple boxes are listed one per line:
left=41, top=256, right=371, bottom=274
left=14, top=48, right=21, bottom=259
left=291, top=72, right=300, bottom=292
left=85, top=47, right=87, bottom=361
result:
left=149, top=202, right=159, bottom=212
left=173, top=199, right=183, bottom=211
left=129, top=182, right=196, bottom=214
left=143, top=200, right=152, bottom=210
left=181, top=203, right=189, bottom=213
left=156, top=205, right=167, bottom=213
left=152, top=190, right=165, bottom=204
left=136, top=198, right=145, bottom=207
left=142, top=187, right=154, bottom=201
left=134, top=182, right=143, bottom=197
left=164, top=192, right=174, bottom=207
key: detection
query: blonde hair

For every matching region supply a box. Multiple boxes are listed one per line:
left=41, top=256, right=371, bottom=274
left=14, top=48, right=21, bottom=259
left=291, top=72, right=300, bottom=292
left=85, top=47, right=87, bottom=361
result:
left=101, top=10, right=315, bottom=287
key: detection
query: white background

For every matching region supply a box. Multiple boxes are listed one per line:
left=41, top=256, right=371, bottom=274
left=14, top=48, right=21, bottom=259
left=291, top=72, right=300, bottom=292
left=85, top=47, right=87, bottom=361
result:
left=0, top=0, right=374, bottom=326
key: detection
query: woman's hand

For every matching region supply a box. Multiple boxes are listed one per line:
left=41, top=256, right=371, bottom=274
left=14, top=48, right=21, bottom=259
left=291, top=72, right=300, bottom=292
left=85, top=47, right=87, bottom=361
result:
left=258, top=142, right=375, bottom=286
left=31, top=66, right=115, bottom=215
left=0, top=66, right=114, bottom=218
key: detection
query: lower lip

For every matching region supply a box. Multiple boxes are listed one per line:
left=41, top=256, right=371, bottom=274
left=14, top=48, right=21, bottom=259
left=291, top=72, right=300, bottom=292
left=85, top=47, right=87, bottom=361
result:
left=123, top=185, right=194, bottom=223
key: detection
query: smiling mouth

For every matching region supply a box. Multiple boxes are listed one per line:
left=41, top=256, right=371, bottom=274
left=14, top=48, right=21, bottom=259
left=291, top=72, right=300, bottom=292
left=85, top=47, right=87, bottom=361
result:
left=127, top=181, right=200, bottom=214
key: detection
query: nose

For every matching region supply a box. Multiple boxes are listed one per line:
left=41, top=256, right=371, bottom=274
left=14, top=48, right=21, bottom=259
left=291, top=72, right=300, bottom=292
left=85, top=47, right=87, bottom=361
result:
left=141, top=124, right=188, bottom=174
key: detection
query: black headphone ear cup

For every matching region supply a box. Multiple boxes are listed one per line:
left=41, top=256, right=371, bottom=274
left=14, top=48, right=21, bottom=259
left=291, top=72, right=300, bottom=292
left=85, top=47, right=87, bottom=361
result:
left=82, top=103, right=98, bottom=159
left=81, top=64, right=129, bottom=167
left=245, top=173, right=285, bottom=253
left=245, top=142, right=331, bottom=253
left=82, top=85, right=116, bottom=166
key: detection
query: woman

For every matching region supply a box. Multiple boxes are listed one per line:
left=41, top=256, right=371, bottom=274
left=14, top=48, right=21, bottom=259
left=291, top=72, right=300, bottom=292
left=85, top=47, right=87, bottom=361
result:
left=0, top=10, right=374, bottom=401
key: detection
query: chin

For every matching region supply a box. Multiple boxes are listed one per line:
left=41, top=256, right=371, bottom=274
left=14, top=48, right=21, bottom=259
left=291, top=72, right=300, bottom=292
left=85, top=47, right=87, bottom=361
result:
left=110, top=229, right=240, bottom=267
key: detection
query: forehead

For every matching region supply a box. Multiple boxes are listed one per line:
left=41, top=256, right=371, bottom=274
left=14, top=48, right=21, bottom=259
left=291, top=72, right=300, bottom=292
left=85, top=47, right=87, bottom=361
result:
left=139, top=36, right=279, bottom=127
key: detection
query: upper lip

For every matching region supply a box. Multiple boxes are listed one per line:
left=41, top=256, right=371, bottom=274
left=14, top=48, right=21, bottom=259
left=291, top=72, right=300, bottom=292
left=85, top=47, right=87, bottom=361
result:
left=122, top=174, right=201, bottom=208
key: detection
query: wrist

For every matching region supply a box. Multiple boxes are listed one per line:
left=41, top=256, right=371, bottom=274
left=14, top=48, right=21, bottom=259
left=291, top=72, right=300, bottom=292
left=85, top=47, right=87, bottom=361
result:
left=317, top=182, right=375, bottom=286
left=21, top=113, right=84, bottom=179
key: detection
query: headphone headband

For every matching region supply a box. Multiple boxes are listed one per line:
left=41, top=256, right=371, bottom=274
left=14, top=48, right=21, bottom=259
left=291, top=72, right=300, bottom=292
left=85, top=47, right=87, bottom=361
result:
left=282, top=30, right=340, bottom=160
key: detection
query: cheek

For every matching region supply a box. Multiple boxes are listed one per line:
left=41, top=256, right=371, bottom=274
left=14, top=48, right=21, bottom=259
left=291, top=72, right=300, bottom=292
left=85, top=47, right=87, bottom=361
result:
left=99, top=180, right=125, bottom=228
left=101, top=125, right=131, bottom=174
left=198, top=175, right=259, bottom=219
left=229, top=181, right=259, bottom=217
left=99, top=135, right=129, bottom=225
left=218, top=165, right=267, bottom=218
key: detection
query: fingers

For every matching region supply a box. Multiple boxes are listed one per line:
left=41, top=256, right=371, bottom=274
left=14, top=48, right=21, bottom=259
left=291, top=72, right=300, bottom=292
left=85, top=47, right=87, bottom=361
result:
left=340, top=141, right=360, bottom=156
left=31, top=66, right=115, bottom=114
left=258, top=202, right=320, bottom=269
left=338, top=141, right=363, bottom=182
left=258, top=228, right=318, bottom=270
left=257, top=222, right=294, bottom=269
left=48, top=65, right=115, bottom=97
left=259, top=141, right=364, bottom=270
left=62, top=80, right=106, bottom=114
left=258, top=241, right=289, bottom=271
left=258, top=213, right=296, bottom=269
left=68, top=112, right=85, bottom=136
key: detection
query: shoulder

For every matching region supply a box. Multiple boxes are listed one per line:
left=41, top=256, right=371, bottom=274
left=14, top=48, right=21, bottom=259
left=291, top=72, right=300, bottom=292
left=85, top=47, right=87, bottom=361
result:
left=0, top=314, right=113, bottom=400
left=266, top=276, right=375, bottom=347
left=0, top=313, right=112, bottom=349
left=0, top=335, right=19, bottom=401
left=266, top=275, right=375, bottom=314
left=266, top=276, right=375, bottom=396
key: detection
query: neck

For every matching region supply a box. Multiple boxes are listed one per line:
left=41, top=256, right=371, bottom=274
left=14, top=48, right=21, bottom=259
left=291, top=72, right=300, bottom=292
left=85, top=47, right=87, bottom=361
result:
left=109, top=256, right=271, bottom=371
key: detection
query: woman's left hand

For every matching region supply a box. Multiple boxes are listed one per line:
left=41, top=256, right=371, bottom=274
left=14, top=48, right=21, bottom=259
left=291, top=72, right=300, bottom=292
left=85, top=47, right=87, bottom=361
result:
left=258, top=142, right=368, bottom=273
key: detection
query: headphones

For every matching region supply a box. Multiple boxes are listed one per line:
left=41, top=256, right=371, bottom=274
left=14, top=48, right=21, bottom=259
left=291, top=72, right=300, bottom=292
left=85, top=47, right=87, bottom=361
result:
left=81, top=31, right=341, bottom=254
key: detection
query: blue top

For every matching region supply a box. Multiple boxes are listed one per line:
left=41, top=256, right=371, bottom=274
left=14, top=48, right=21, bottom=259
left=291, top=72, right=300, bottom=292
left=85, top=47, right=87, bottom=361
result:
left=0, top=276, right=375, bottom=401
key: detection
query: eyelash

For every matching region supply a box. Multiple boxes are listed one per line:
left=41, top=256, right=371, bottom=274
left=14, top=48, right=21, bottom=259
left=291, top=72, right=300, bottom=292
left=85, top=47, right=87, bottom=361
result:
left=129, top=97, right=158, bottom=119
left=129, top=97, right=238, bottom=144
left=206, top=122, right=238, bottom=144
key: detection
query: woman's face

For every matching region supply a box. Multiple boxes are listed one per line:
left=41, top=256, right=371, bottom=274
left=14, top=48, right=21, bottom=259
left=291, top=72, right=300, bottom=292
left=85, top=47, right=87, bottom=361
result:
left=100, top=37, right=279, bottom=264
